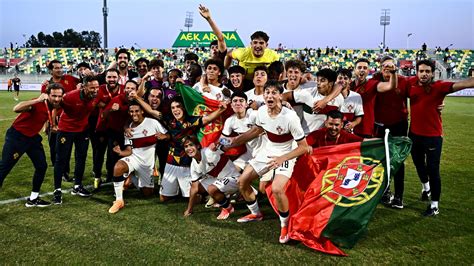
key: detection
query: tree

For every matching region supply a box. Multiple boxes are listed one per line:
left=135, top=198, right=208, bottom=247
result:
left=25, top=29, right=102, bottom=48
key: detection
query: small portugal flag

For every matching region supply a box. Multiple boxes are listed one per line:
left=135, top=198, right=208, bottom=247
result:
left=266, top=134, right=412, bottom=256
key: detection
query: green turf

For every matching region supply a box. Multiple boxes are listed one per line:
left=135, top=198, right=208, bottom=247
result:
left=0, top=91, right=473, bottom=264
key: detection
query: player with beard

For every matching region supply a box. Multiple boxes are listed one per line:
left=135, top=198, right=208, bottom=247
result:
left=52, top=76, right=100, bottom=204
left=134, top=57, right=149, bottom=81
left=305, top=110, right=363, bottom=148
left=92, top=69, right=123, bottom=188
left=350, top=58, right=397, bottom=137
left=108, top=102, right=168, bottom=214
left=0, top=83, right=64, bottom=207
left=102, top=49, right=138, bottom=86
left=226, top=80, right=309, bottom=244
left=198, top=5, right=227, bottom=62
left=100, top=80, right=140, bottom=185
left=405, top=59, right=474, bottom=216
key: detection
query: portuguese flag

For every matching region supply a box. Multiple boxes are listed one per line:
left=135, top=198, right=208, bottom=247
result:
left=175, top=83, right=234, bottom=149
left=266, top=136, right=411, bottom=256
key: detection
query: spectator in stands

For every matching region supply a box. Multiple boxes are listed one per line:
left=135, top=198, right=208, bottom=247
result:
left=422, top=43, right=427, bottom=51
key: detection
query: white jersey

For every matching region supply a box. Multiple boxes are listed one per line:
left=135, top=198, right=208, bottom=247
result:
left=293, top=89, right=344, bottom=135
left=222, top=109, right=261, bottom=154
left=340, top=90, right=364, bottom=122
left=190, top=148, right=240, bottom=181
left=193, top=83, right=228, bottom=101
left=254, top=105, right=304, bottom=161
left=245, top=88, right=265, bottom=108
left=124, top=117, right=168, bottom=166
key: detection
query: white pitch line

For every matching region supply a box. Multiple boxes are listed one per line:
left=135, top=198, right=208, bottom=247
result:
left=0, top=183, right=112, bottom=205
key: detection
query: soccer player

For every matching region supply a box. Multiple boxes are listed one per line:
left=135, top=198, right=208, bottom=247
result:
left=108, top=102, right=168, bottom=214
left=227, top=80, right=309, bottom=244
left=337, top=68, right=364, bottom=133
left=159, top=97, right=228, bottom=202
left=0, top=83, right=64, bottom=207
left=306, top=110, right=363, bottom=148
left=193, top=58, right=227, bottom=100
left=52, top=75, right=99, bottom=204
left=245, top=66, right=268, bottom=109
left=183, top=136, right=240, bottom=219
left=225, top=31, right=280, bottom=83
left=350, top=58, right=397, bottom=137
left=11, top=74, right=21, bottom=101
left=138, top=59, right=165, bottom=99
left=406, top=59, right=474, bottom=216
left=134, top=57, right=150, bottom=80
left=226, top=65, right=246, bottom=93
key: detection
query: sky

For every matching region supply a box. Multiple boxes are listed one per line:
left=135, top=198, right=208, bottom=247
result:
left=1, top=0, right=473, bottom=49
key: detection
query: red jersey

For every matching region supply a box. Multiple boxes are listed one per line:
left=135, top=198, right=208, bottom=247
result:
left=102, top=94, right=130, bottom=132
left=351, top=78, right=379, bottom=136
left=406, top=77, right=454, bottom=137
left=58, top=90, right=97, bottom=132
left=306, top=127, right=363, bottom=148
left=41, top=75, right=80, bottom=94
left=374, top=75, right=409, bottom=126
left=12, top=101, right=51, bottom=137
left=95, top=84, right=125, bottom=131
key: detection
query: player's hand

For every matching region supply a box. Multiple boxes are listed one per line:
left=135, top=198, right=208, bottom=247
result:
left=38, top=93, right=49, bottom=102
left=113, top=145, right=121, bottom=155
left=267, top=156, right=285, bottom=170
left=128, top=91, right=138, bottom=99
left=208, top=142, right=218, bottom=151
left=41, top=80, right=49, bottom=89
left=437, top=101, right=445, bottom=114
left=198, top=4, right=211, bottom=20
left=282, top=101, right=293, bottom=110
left=124, top=127, right=134, bottom=138
left=82, top=68, right=94, bottom=77
left=344, top=122, right=354, bottom=132
left=183, top=209, right=193, bottom=217
left=218, top=100, right=228, bottom=111
left=111, top=103, right=120, bottom=111
left=154, top=132, right=167, bottom=140
left=144, top=71, right=153, bottom=80
left=312, top=99, right=327, bottom=113
left=176, top=77, right=184, bottom=84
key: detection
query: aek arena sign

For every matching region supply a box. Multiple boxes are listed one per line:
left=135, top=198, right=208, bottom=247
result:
left=172, top=31, right=244, bottom=48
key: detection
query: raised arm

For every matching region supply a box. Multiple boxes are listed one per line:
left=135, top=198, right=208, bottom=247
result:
left=132, top=94, right=163, bottom=120
left=199, top=5, right=226, bottom=53
left=377, top=61, right=398, bottom=92
left=452, top=77, right=474, bottom=92
left=313, top=82, right=343, bottom=112
left=13, top=93, right=48, bottom=113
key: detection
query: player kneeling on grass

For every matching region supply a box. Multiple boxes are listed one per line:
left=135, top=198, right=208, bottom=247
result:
left=183, top=135, right=241, bottom=219
left=108, top=102, right=169, bottom=214
left=226, top=80, right=309, bottom=244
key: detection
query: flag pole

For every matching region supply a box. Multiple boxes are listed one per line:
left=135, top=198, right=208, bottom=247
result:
left=384, top=129, right=391, bottom=189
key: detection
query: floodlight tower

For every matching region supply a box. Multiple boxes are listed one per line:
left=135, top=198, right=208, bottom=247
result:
left=184, top=11, right=194, bottom=32
left=380, top=9, right=390, bottom=49
left=103, top=0, right=109, bottom=48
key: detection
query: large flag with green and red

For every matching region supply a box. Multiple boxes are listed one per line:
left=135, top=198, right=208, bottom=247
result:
left=265, top=136, right=411, bottom=256
left=175, top=83, right=238, bottom=151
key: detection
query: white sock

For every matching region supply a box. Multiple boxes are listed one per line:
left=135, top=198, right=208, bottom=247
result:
left=30, top=192, right=39, bottom=200
left=114, top=181, right=124, bottom=200
left=431, top=201, right=439, bottom=209
left=74, top=185, right=80, bottom=189
left=247, top=201, right=260, bottom=215
left=422, top=182, right=430, bottom=192
left=55, top=188, right=62, bottom=192
left=279, top=215, right=289, bottom=228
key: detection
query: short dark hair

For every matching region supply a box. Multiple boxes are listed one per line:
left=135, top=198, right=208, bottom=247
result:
left=77, top=62, right=91, bottom=70
left=149, top=59, right=164, bottom=69
left=115, top=48, right=130, bottom=61
left=316, top=68, right=337, bottom=83
left=284, top=59, right=306, bottom=73
left=268, top=61, right=285, bottom=80
left=83, top=75, right=100, bottom=85
left=250, top=31, right=269, bottom=42
left=210, top=40, right=218, bottom=47
left=380, top=55, right=395, bottom=65
left=134, top=57, right=149, bottom=67
left=182, top=135, right=201, bottom=148
left=105, top=68, right=120, bottom=76
left=264, top=79, right=283, bottom=93
left=204, top=58, right=224, bottom=75
left=416, top=59, right=435, bottom=72
left=253, top=65, right=268, bottom=76
left=188, top=63, right=203, bottom=80
left=128, top=100, right=142, bottom=110
left=46, top=82, right=65, bottom=94
left=184, top=53, right=199, bottom=62
left=326, top=110, right=344, bottom=120
left=48, top=60, right=61, bottom=70
left=230, top=90, right=248, bottom=101
left=168, top=68, right=183, bottom=78
left=336, top=68, right=352, bottom=79
left=125, top=79, right=138, bottom=88
left=228, top=65, right=245, bottom=75
left=355, top=58, right=370, bottom=66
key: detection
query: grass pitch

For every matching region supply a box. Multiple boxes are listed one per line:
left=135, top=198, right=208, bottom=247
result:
left=0, top=91, right=473, bottom=264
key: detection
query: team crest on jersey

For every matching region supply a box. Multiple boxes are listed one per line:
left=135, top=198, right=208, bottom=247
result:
left=320, top=156, right=384, bottom=207
left=142, top=129, right=148, bottom=136
left=60, top=137, right=66, bottom=144
left=13, top=153, right=19, bottom=160
left=347, top=104, right=354, bottom=112
left=276, top=126, right=284, bottom=135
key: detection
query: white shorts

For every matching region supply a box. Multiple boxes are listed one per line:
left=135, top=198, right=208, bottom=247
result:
left=232, top=150, right=252, bottom=170
left=249, top=157, right=296, bottom=179
left=120, top=155, right=154, bottom=188
left=160, top=163, right=192, bottom=197
left=199, top=175, right=239, bottom=195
